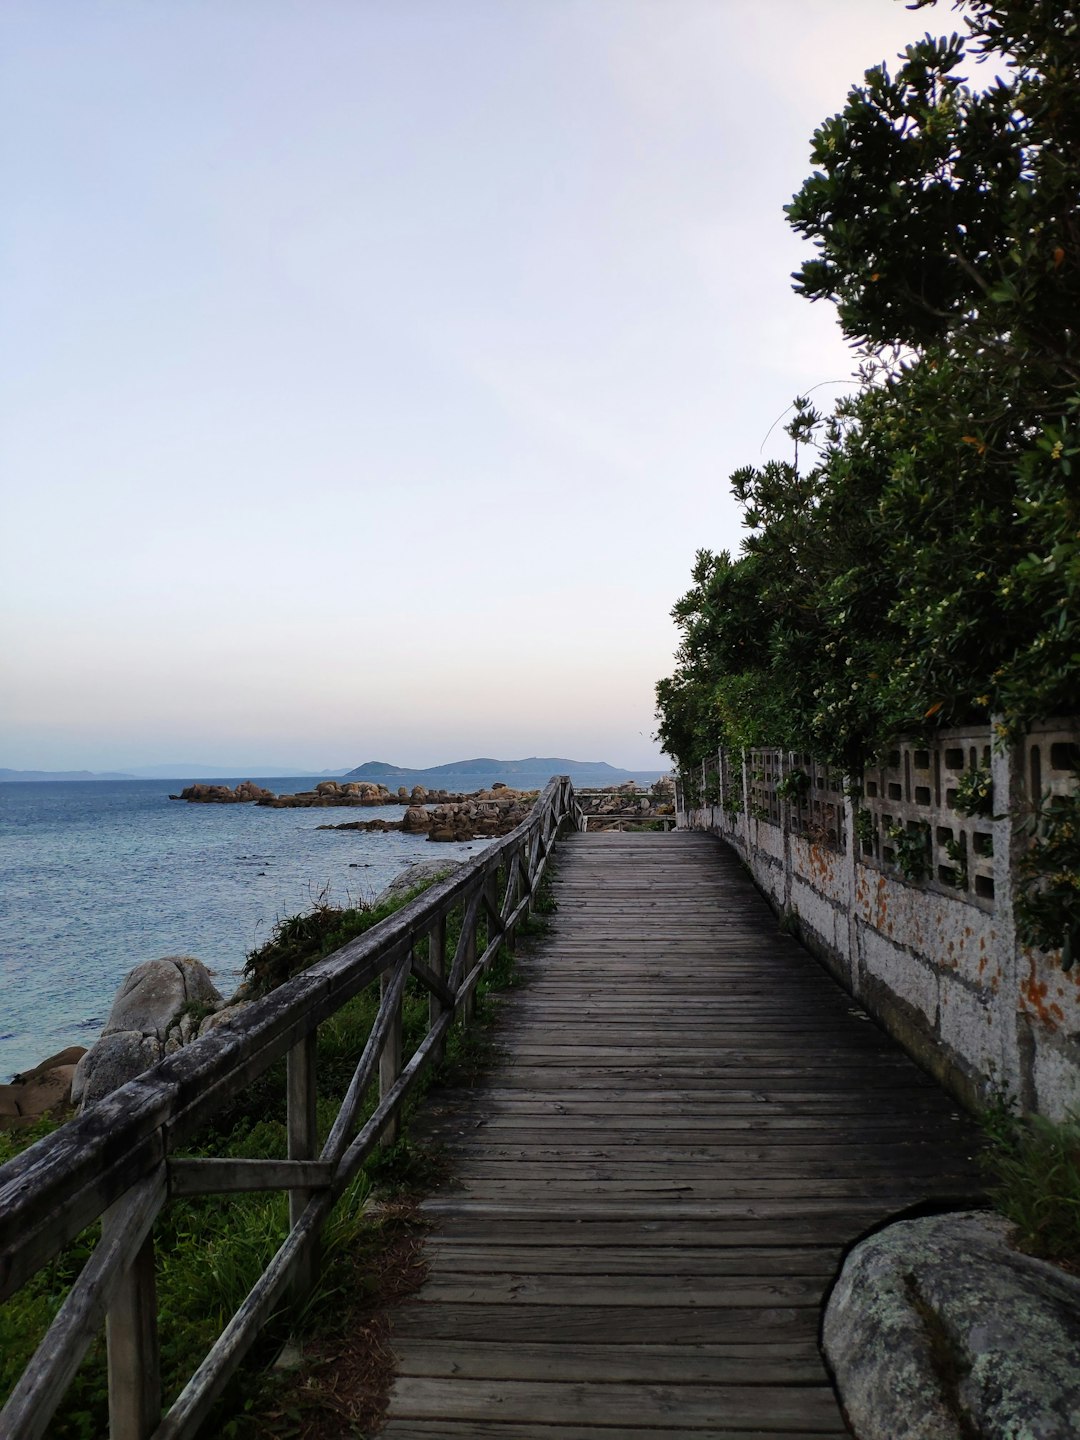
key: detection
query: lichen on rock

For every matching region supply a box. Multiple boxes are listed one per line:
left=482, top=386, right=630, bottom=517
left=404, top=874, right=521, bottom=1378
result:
left=823, top=1210, right=1080, bottom=1440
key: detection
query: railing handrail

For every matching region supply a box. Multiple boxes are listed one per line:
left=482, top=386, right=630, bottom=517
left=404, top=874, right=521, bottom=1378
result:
left=0, top=774, right=584, bottom=1439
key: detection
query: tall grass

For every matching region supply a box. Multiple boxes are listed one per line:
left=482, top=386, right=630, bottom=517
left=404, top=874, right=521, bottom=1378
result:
left=980, top=1104, right=1080, bottom=1267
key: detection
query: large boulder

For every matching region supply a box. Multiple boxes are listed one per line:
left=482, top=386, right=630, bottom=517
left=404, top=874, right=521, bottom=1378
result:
left=100, top=956, right=221, bottom=1039
left=233, top=780, right=275, bottom=802
left=71, top=1033, right=162, bottom=1109
left=374, top=860, right=461, bottom=908
left=72, top=956, right=223, bottom=1107
left=823, top=1210, right=1080, bottom=1440
left=402, top=805, right=432, bottom=833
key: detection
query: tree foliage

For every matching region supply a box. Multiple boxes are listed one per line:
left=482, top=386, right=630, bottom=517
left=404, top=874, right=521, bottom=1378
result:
left=657, top=0, right=1080, bottom=772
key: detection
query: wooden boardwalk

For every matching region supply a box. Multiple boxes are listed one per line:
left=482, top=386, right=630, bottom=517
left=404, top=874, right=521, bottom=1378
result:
left=381, top=831, right=983, bottom=1438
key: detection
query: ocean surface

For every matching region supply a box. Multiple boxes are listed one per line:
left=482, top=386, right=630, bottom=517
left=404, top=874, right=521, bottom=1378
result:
left=0, top=778, right=493, bottom=1080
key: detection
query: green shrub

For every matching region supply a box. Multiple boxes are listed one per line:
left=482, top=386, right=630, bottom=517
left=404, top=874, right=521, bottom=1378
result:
left=981, top=1106, right=1080, bottom=1267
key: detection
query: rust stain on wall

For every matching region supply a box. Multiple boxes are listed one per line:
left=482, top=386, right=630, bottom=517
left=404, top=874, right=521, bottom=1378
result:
left=1021, top=951, right=1059, bottom=1031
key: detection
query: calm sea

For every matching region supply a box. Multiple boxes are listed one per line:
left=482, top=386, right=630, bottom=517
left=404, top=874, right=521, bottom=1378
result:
left=0, top=778, right=491, bottom=1079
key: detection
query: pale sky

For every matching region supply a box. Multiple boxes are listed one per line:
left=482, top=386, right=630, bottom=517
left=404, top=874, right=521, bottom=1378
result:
left=1, top=0, right=948, bottom=772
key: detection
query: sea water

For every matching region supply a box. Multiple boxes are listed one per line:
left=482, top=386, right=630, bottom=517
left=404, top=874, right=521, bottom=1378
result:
left=0, top=779, right=490, bottom=1079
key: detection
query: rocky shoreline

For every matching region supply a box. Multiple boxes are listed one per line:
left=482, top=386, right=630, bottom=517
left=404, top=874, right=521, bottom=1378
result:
left=321, top=786, right=538, bottom=842
left=170, top=778, right=483, bottom=808
left=171, top=777, right=678, bottom=842
left=3, top=783, right=676, bottom=1123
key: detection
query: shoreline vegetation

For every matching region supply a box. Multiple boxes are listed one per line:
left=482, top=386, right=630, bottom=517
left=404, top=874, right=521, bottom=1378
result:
left=0, top=866, right=551, bottom=1435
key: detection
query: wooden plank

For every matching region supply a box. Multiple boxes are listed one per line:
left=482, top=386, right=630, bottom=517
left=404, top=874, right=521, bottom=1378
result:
left=387, top=1376, right=844, bottom=1429
left=390, top=1304, right=821, bottom=1344
left=426, top=1142, right=972, bottom=1163
left=391, top=1337, right=826, bottom=1384
left=381, top=1424, right=850, bottom=1440
left=409, top=1272, right=829, bottom=1306
left=419, top=1215, right=886, bottom=1247
left=421, top=1244, right=841, bottom=1276
left=167, top=1157, right=333, bottom=1196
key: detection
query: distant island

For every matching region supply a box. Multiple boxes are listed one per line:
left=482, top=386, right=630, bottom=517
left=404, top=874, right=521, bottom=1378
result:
left=344, top=757, right=665, bottom=787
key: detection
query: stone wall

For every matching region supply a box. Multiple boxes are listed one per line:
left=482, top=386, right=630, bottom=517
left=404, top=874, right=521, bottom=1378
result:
left=678, top=721, right=1080, bottom=1120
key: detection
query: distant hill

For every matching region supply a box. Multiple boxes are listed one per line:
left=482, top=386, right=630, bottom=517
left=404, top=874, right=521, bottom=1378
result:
left=0, top=768, right=136, bottom=782
left=344, top=757, right=665, bottom=787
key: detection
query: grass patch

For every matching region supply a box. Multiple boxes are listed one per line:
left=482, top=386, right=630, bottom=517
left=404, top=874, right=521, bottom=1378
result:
left=0, top=862, right=556, bottom=1437
left=980, top=1103, right=1080, bottom=1268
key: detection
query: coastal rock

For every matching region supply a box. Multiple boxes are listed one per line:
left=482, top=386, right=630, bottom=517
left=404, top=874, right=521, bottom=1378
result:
left=823, top=1209, right=1080, bottom=1440
left=198, top=1001, right=254, bottom=1038
left=72, top=956, right=223, bottom=1107
left=71, top=1032, right=162, bottom=1108
left=14, top=1065, right=79, bottom=1117
left=101, top=956, right=222, bottom=1040
left=318, top=787, right=538, bottom=842
left=172, top=781, right=275, bottom=803
left=257, top=782, right=396, bottom=809
left=13, top=1045, right=87, bottom=1081
left=374, top=860, right=462, bottom=907
left=402, top=805, right=432, bottom=833
left=0, top=1046, right=87, bottom=1129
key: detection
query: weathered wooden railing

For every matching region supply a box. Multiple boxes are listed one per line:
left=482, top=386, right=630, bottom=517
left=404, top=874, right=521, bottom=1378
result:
left=0, top=775, right=583, bottom=1439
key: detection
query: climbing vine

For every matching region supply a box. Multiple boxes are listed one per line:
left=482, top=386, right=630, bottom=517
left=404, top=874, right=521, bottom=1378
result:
left=953, top=767, right=994, bottom=818
left=1014, top=780, right=1080, bottom=971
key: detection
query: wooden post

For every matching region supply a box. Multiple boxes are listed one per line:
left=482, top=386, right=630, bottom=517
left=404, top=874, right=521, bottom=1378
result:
left=379, top=960, right=405, bottom=1145
left=484, top=867, right=501, bottom=969
left=525, top=833, right=541, bottom=920
left=504, top=847, right=522, bottom=950
left=461, top=918, right=478, bottom=1029
left=287, top=1030, right=319, bottom=1305
left=428, top=914, right=447, bottom=1065
left=104, top=1204, right=160, bottom=1440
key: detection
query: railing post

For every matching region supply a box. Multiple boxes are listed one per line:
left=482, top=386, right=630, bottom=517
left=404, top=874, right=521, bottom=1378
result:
left=461, top=917, right=478, bottom=1028
left=429, top=914, right=447, bottom=1064
left=287, top=1030, right=319, bottom=1305
left=379, top=959, right=405, bottom=1145
left=104, top=1201, right=161, bottom=1440
left=484, top=866, right=501, bottom=969
left=505, top=843, right=524, bottom=949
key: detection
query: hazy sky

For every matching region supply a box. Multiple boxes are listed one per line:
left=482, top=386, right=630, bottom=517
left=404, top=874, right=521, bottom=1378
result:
left=1, top=1, right=948, bottom=772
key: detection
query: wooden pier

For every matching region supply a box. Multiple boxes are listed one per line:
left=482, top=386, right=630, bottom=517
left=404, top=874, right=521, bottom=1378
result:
left=382, top=831, right=983, bottom=1437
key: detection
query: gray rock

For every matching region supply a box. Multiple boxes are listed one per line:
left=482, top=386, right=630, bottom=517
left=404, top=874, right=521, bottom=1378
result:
left=198, top=1001, right=254, bottom=1037
left=374, top=859, right=461, bottom=908
left=71, top=1032, right=163, bottom=1108
left=824, top=1209, right=1080, bottom=1440
left=73, top=956, right=223, bottom=1107
left=102, top=956, right=222, bottom=1040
